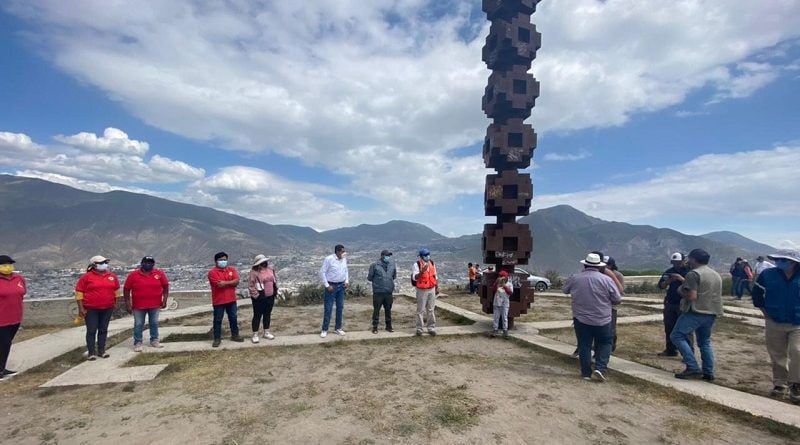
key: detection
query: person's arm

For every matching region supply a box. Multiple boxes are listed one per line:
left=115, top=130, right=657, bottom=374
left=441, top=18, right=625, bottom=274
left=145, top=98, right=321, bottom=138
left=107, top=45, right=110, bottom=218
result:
left=751, top=273, right=767, bottom=311
left=658, top=271, right=669, bottom=290
left=229, top=269, right=240, bottom=288
left=247, top=270, right=258, bottom=298
left=320, top=257, right=331, bottom=290
left=604, top=269, right=623, bottom=294
left=123, top=274, right=133, bottom=312
left=344, top=261, right=350, bottom=288
left=679, top=271, right=699, bottom=302
left=367, top=264, right=375, bottom=282
left=412, top=261, right=421, bottom=280
left=392, top=265, right=396, bottom=280
left=562, top=276, right=573, bottom=295
left=609, top=281, right=622, bottom=305
left=75, top=275, right=87, bottom=317
left=502, top=283, right=514, bottom=296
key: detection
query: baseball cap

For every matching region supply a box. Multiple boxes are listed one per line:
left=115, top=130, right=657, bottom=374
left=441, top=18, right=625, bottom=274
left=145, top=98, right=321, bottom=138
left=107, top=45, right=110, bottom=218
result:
left=380, top=250, right=393, bottom=257
left=141, top=256, right=155, bottom=264
left=670, top=252, right=684, bottom=262
left=0, top=255, right=15, bottom=264
left=419, top=248, right=431, bottom=257
left=90, top=255, right=109, bottom=264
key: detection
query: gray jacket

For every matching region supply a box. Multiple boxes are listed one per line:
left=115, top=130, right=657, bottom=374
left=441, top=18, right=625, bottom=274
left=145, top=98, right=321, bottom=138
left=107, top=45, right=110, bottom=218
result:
left=368, top=260, right=396, bottom=294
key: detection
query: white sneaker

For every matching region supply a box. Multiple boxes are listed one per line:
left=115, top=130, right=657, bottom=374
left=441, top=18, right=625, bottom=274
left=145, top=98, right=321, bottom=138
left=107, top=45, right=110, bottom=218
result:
left=264, top=332, right=275, bottom=340
left=133, top=343, right=143, bottom=353
left=252, top=333, right=260, bottom=344
left=320, top=331, right=328, bottom=338
left=334, top=329, right=346, bottom=336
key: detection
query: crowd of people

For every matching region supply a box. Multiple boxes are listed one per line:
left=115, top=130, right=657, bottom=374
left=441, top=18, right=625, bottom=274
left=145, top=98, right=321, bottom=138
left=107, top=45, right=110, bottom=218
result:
left=0, top=246, right=798, bottom=404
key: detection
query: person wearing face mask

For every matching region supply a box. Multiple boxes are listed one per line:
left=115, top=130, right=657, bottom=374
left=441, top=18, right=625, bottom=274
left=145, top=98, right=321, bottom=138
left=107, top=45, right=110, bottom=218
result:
left=0, top=255, right=26, bottom=380
left=367, top=250, right=397, bottom=334
left=75, top=255, right=121, bottom=360
left=208, top=252, right=243, bottom=347
left=124, top=256, right=169, bottom=352
left=247, top=254, right=278, bottom=343
left=412, top=248, right=439, bottom=336
left=319, top=245, right=349, bottom=338
left=752, top=249, right=800, bottom=403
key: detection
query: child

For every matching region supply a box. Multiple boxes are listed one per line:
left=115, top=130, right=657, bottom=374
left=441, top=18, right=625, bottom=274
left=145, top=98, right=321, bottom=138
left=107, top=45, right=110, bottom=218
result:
left=492, top=270, right=513, bottom=338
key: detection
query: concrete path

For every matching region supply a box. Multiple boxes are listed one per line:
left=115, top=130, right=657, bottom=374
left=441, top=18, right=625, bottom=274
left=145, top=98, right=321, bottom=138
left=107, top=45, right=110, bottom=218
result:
left=9, top=299, right=252, bottom=376
left=511, top=332, right=800, bottom=430
left=529, top=314, right=663, bottom=331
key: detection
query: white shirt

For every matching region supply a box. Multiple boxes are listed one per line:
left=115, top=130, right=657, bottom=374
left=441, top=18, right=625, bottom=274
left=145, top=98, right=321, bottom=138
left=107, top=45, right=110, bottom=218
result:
left=755, top=260, right=775, bottom=275
left=320, top=254, right=349, bottom=287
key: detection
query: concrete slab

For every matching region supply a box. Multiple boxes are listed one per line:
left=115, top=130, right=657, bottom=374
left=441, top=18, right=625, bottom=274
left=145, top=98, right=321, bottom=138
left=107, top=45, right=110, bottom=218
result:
left=529, top=314, right=664, bottom=331
left=511, top=332, right=800, bottom=430
left=9, top=299, right=251, bottom=376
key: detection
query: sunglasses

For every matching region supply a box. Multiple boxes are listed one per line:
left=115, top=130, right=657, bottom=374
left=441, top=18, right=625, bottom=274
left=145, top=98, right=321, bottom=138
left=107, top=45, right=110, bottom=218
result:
left=94, top=260, right=110, bottom=265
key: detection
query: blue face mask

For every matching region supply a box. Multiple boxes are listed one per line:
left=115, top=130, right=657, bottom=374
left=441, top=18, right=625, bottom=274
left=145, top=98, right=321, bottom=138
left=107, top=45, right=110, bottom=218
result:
left=775, top=259, right=795, bottom=272
left=217, top=260, right=228, bottom=268
left=383, top=256, right=391, bottom=263
left=141, top=263, right=154, bottom=272
left=423, top=255, right=431, bottom=262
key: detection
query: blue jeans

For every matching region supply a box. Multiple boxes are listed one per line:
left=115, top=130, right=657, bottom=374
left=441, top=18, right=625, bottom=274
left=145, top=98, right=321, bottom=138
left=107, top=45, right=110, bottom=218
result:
left=670, top=311, right=717, bottom=375
left=322, top=284, right=345, bottom=332
left=213, top=302, right=239, bottom=339
left=573, top=318, right=613, bottom=377
left=734, top=279, right=750, bottom=299
left=133, top=308, right=160, bottom=344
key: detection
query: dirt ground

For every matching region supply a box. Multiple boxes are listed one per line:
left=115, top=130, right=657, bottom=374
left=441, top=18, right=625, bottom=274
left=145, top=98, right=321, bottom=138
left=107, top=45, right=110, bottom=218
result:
left=439, top=291, right=657, bottom=323
left=162, top=297, right=469, bottom=338
left=1, top=335, right=797, bottom=445
left=539, top=316, right=784, bottom=403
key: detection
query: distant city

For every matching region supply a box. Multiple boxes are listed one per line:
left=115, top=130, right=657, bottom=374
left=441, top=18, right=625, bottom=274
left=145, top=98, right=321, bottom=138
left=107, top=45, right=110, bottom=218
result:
left=19, top=251, right=488, bottom=300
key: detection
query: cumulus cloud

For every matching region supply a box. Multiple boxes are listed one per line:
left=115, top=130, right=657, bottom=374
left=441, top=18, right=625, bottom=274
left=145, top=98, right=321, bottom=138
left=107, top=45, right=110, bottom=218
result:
left=54, top=127, right=149, bottom=156
left=534, top=144, right=800, bottom=221
left=1, top=129, right=204, bottom=184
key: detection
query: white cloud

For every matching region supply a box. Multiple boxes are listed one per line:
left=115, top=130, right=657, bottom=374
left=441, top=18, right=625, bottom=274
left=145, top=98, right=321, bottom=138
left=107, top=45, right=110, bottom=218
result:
left=14, top=170, right=151, bottom=195
left=4, top=0, right=799, bottom=216
left=1, top=129, right=204, bottom=184
left=54, top=127, right=149, bottom=156
left=534, top=144, right=800, bottom=221
left=543, top=150, right=591, bottom=162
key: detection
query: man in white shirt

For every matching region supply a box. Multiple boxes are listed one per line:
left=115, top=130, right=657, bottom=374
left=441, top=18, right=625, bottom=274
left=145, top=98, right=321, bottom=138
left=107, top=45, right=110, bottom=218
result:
left=319, top=244, right=349, bottom=338
left=755, top=256, right=776, bottom=276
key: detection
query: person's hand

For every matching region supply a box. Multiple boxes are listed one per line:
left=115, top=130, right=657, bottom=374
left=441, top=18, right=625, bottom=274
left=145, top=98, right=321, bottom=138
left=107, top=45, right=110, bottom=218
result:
left=344, top=283, right=349, bottom=289
left=326, top=285, right=334, bottom=293
left=161, top=300, right=168, bottom=309
left=78, top=306, right=87, bottom=318
left=126, top=305, right=132, bottom=314
left=435, top=285, right=440, bottom=295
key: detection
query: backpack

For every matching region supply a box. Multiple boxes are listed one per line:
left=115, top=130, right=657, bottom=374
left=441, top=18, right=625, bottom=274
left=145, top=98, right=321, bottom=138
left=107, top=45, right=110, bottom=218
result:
left=411, top=260, right=434, bottom=287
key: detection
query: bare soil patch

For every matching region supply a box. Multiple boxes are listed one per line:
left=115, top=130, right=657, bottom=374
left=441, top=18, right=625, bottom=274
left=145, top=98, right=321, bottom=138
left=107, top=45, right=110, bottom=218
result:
left=539, top=317, right=784, bottom=403
left=1, top=335, right=797, bottom=444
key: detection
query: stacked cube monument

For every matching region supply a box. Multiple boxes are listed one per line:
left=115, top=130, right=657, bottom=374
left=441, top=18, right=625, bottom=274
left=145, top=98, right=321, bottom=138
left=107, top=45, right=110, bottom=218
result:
left=479, top=0, right=541, bottom=327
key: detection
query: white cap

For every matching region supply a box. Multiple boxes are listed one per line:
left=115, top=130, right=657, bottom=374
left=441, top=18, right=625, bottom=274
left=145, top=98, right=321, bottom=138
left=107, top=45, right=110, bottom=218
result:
left=90, top=255, right=109, bottom=264
left=580, top=253, right=606, bottom=267
left=670, top=252, right=684, bottom=262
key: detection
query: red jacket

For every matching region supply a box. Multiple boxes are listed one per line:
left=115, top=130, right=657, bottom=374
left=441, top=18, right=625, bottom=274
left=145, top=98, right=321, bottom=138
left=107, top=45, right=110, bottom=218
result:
left=0, top=273, right=26, bottom=327
left=76, top=270, right=120, bottom=310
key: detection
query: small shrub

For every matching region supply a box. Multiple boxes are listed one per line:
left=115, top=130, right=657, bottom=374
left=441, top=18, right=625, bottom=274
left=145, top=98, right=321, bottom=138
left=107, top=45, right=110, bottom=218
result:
left=624, top=282, right=660, bottom=294
left=544, top=270, right=564, bottom=289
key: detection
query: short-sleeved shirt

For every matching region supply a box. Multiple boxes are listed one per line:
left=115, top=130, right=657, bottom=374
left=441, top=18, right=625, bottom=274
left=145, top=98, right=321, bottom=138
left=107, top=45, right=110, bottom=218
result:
left=0, top=273, right=26, bottom=326
left=468, top=267, right=477, bottom=280
left=76, top=271, right=120, bottom=310
left=658, top=266, right=689, bottom=305
left=124, top=268, right=169, bottom=310
left=679, top=265, right=723, bottom=315
left=208, top=266, right=239, bottom=306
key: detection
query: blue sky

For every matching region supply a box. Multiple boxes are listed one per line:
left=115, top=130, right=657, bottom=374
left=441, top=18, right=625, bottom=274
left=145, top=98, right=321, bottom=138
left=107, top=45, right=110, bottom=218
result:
left=1, top=1, right=799, bottom=248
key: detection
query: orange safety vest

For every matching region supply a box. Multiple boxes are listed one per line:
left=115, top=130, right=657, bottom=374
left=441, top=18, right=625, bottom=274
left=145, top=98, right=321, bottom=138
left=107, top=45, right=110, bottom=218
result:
left=416, top=260, right=437, bottom=289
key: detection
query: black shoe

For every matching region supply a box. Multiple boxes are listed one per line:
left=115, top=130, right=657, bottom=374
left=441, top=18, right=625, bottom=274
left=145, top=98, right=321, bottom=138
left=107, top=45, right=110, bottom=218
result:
left=428, top=330, right=437, bottom=337
left=386, top=327, right=394, bottom=333
left=231, top=335, right=244, bottom=343
left=372, top=327, right=378, bottom=334
left=657, top=351, right=678, bottom=357
left=2, top=369, right=18, bottom=377
left=100, top=352, right=110, bottom=359
left=702, top=374, right=715, bottom=382
left=212, top=338, right=221, bottom=348
left=674, top=368, right=703, bottom=380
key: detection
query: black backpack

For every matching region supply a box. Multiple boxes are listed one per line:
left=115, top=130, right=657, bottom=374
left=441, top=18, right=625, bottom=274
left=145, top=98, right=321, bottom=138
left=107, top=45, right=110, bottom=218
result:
left=411, top=260, right=434, bottom=287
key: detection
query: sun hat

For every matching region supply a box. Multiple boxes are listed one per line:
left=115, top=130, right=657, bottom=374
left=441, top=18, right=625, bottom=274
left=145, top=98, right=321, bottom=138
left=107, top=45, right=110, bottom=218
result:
left=768, top=249, right=800, bottom=264
left=670, top=252, right=684, bottom=261
left=252, top=254, right=269, bottom=267
left=580, top=253, right=606, bottom=267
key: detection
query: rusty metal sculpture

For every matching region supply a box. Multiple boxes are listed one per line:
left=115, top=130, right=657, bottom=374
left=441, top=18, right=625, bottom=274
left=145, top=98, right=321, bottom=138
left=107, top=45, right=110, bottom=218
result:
left=480, top=0, right=541, bottom=327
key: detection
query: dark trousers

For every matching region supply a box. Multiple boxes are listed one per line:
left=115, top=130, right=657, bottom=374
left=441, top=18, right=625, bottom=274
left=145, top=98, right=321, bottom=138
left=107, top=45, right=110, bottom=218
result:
left=468, top=280, right=476, bottom=294
left=0, top=324, right=20, bottom=371
left=574, top=318, right=613, bottom=377
left=251, top=296, right=275, bottom=332
left=664, top=302, right=694, bottom=354
left=85, top=308, right=114, bottom=355
left=611, top=308, right=618, bottom=352
left=372, top=292, right=393, bottom=328
left=213, top=302, right=239, bottom=339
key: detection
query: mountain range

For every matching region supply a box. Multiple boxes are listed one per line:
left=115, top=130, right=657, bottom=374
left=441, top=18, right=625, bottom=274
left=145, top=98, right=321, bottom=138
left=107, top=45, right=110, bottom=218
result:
left=0, top=175, right=776, bottom=273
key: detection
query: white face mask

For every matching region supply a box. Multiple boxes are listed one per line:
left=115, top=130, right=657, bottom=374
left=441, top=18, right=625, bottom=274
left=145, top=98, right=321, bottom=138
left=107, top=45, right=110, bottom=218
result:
left=95, top=263, right=109, bottom=272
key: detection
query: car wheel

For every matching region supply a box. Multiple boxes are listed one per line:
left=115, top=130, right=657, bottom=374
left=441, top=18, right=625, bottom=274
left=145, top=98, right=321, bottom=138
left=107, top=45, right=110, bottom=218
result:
left=535, top=282, right=548, bottom=292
